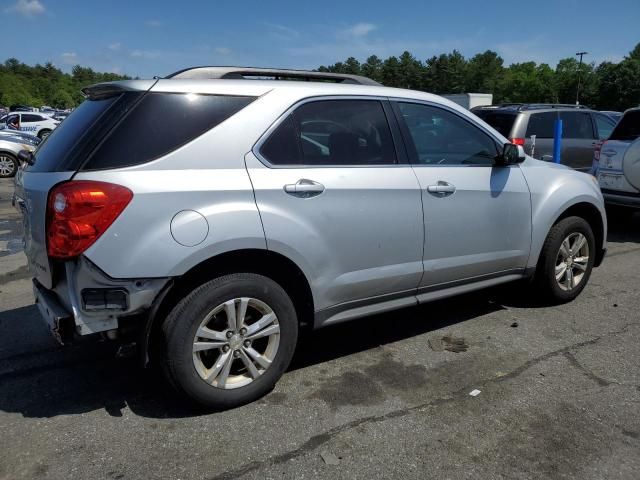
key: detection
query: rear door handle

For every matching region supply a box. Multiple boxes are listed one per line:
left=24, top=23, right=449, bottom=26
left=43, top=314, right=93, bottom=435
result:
left=284, top=179, right=325, bottom=198
left=426, top=181, right=456, bottom=196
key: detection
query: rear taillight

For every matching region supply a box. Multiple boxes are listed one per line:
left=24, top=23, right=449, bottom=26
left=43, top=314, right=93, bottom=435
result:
left=594, top=140, right=605, bottom=161
left=510, top=138, right=526, bottom=146
left=46, top=181, right=133, bottom=259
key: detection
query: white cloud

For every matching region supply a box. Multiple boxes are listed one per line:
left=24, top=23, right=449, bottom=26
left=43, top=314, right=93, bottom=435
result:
left=264, top=22, right=300, bottom=41
left=5, top=0, right=45, bottom=16
left=60, top=52, right=77, bottom=65
left=130, top=49, right=161, bottom=59
left=145, top=19, right=162, bottom=27
left=341, top=22, right=376, bottom=38
left=214, top=47, right=232, bottom=55
left=108, top=42, right=122, bottom=51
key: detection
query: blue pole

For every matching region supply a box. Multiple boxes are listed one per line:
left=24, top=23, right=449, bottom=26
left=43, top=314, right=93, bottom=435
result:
left=553, top=119, right=563, bottom=164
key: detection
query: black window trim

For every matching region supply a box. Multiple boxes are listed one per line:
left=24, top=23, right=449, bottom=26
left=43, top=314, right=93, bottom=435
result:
left=389, top=98, right=506, bottom=168
left=253, top=95, right=409, bottom=169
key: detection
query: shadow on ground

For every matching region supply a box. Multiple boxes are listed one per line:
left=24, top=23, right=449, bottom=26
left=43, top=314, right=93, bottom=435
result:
left=0, top=210, right=636, bottom=420
left=0, top=287, right=525, bottom=420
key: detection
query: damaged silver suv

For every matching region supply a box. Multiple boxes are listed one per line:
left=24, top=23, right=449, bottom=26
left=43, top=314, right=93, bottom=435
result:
left=14, top=67, right=607, bottom=409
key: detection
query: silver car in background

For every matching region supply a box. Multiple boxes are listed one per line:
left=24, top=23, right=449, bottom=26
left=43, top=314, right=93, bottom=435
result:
left=0, top=131, right=39, bottom=177
left=14, top=67, right=607, bottom=409
left=595, top=108, right=640, bottom=213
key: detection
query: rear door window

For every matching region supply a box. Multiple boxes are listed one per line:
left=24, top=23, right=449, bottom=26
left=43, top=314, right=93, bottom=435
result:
left=609, top=110, right=640, bottom=141
left=560, top=112, right=595, bottom=139
left=260, top=99, right=397, bottom=166
left=525, top=112, right=556, bottom=138
left=21, top=114, right=41, bottom=122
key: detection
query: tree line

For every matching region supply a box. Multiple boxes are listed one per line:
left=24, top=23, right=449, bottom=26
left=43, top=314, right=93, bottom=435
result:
left=0, top=58, right=131, bottom=109
left=1, top=42, right=639, bottom=110
left=319, top=42, right=640, bottom=111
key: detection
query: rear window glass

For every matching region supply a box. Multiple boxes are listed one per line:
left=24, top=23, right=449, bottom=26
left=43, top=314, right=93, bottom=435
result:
left=610, top=110, right=640, bottom=141
left=27, top=94, right=129, bottom=172
left=83, top=93, right=255, bottom=170
left=560, top=112, right=594, bottom=139
left=473, top=111, right=516, bottom=137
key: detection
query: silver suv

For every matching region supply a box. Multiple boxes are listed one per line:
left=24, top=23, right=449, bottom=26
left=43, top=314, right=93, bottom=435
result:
left=14, top=67, right=607, bottom=408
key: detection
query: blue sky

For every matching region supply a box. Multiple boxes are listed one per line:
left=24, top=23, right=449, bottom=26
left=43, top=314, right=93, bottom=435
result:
left=0, top=0, right=638, bottom=78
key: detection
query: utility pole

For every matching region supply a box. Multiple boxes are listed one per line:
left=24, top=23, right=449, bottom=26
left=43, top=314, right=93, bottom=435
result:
left=575, top=51, right=588, bottom=105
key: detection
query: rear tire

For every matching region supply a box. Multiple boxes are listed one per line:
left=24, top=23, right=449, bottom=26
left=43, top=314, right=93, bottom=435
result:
left=0, top=153, right=18, bottom=178
left=161, top=273, right=298, bottom=409
left=534, top=216, right=595, bottom=303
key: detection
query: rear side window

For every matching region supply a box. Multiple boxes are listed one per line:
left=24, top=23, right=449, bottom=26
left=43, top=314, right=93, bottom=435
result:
left=83, top=93, right=255, bottom=170
left=609, top=110, right=640, bottom=141
left=22, top=114, right=42, bottom=122
left=28, top=94, right=128, bottom=172
left=472, top=111, right=516, bottom=137
left=593, top=113, right=615, bottom=140
left=260, top=100, right=396, bottom=166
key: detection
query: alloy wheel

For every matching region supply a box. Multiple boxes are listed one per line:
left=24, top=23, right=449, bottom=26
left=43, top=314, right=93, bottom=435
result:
left=0, top=155, right=16, bottom=177
left=555, top=232, right=589, bottom=291
left=192, top=297, right=280, bottom=389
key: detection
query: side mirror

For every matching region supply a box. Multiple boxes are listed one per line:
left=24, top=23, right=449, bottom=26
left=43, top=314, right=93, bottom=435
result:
left=497, top=143, right=526, bottom=165
left=17, top=149, right=34, bottom=166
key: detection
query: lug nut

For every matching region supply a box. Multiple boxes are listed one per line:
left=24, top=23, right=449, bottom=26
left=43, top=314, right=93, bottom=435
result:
left=233, top=350, right=240, bottom=358
left=226, top=331, right=234, bottom=338
left=243, top=340, right=251, bottom=348
left=239, top=328, right=247, bottom=335
left=222, top=345, right=230, bottom=352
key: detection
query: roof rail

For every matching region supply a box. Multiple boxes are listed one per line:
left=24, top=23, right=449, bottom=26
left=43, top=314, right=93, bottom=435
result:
left=473, top=103, right=591, bottom=112
left=165, top=66, right=382, bottom=86
left=518, top=103, right=590, bottom=111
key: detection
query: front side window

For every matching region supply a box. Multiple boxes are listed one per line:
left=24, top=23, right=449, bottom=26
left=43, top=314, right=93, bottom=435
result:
left=260, top=99, right=397, bottom=166
left=397, top=102, right=499, bottom=166
left=21, top=114, right=41, bottom=123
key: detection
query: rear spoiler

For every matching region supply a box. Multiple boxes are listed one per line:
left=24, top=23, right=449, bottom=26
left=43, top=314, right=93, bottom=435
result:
left=81, top=80, right=158, bottom=100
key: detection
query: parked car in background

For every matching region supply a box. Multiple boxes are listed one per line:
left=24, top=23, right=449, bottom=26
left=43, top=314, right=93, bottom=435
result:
left=0, top=129, right=41, bottom=147
left=0, top=112, right=59, bottom=139
left=595, top=108, right=640, bottom=213
left=0, top=133, right=37, bottom=177
left=472, top=104, right=616, bottom=172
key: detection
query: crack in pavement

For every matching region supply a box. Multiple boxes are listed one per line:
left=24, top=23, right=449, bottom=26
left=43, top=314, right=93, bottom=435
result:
left=209, top=322, right=639, bottom=480
left=563, top=351, right=612, bottom=387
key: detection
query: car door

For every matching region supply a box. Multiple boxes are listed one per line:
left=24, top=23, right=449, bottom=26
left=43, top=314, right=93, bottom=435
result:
left=245, top=98, right=424, bottom=314
left=559, top=111, right=598, bottom=171
left=391, top=100, right=532, bottom=288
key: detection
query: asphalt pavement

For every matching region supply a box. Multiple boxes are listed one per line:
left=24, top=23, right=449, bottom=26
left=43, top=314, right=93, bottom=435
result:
left=0, top=177, right=639, bottom=480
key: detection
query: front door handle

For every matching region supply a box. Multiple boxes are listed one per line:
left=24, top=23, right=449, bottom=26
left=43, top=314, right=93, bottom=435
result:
left=426, top=181, right=456, bottom=197
left=284, top=179, right=325, bottom=198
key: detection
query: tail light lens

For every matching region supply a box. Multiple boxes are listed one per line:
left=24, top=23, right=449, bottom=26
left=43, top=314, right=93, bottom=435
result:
left=594, top=140, right=605, bottom=161
left=510, top=138, right=526, bottom=146
left=46, top=181, right=133, bottom=259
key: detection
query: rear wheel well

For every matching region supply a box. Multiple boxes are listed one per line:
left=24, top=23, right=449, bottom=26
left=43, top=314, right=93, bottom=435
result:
left=145, top=249, right=314, bottom=363
left=554, top=202, right=605, bottom=265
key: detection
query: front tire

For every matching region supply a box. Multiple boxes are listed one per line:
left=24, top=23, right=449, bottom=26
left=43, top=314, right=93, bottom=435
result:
left=161, top=273, right=298, bottom=409
left=534, top=216, right=595, bottom=303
